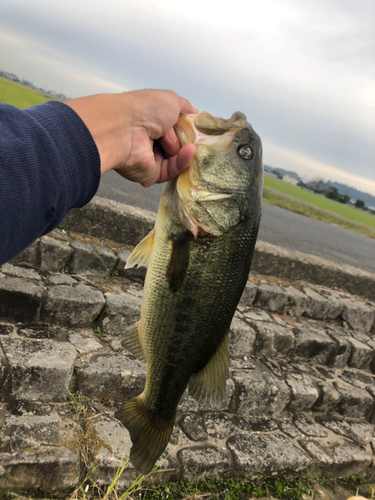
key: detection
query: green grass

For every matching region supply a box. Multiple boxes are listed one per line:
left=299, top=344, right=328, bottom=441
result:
left=263, top=188, right=375, bottom=239
left=264, top=175, right=375, bottom=230
left=0, top=77, right=60, bottom=109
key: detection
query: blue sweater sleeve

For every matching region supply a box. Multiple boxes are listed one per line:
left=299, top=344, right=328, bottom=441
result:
left=0, top=100, right=101, bottom=265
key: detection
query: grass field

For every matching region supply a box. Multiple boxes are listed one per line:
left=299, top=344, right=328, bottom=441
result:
left=0, top=77, right=59, bottom=108
left=264, top=175, right=375, bottom=230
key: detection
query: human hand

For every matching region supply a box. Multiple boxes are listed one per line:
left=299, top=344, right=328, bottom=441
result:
left=66, top=90, right=198, bottom=187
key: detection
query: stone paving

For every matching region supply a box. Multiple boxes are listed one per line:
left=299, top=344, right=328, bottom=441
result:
left=0, top=229, right=375, bottom=491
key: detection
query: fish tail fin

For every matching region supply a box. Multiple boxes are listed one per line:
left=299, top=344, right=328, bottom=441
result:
left=115, top=396, right=175, bottom=475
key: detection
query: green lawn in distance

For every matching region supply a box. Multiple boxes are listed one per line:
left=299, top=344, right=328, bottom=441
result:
left=264, top=174, right=375, bottom=230
left=0, top=77, right=60, bottom=109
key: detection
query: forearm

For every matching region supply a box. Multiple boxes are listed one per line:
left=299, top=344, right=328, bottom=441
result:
left=0, top=101, right=100, bottom=265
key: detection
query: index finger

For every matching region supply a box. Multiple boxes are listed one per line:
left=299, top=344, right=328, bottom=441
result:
left=175, top=93, right=199, bottom=115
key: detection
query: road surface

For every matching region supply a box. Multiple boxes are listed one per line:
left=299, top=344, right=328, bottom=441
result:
left=97, top=171, right=375, bottom=274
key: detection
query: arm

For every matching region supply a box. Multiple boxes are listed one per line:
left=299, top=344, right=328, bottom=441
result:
left=0, top=90, right=198, bottom=265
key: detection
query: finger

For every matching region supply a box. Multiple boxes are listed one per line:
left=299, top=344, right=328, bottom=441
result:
left=175, top=94, right=199, bottom=115
left=158, top=129, right=181, bottom=158
left=157, top=144, right=196, bottom=184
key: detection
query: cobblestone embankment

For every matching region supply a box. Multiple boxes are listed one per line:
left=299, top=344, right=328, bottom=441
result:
left=0, top=201, right=375, bottom=493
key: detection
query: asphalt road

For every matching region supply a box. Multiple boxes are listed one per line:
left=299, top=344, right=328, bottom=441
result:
left=97, top=171, right=375, bottom=274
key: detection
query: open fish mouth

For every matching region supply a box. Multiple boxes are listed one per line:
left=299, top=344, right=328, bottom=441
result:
left=174, top=111, right=249, bottom=150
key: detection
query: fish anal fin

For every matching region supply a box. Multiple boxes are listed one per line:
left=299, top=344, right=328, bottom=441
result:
left=120, top=321, right=146, bottom=363
left=188, top=332, right=230, bottom=405
left=115, top=396, right=175, bottom=475
left=125, top=229, right=155, bottom=269
left=165, top=233, right=190, bottom=293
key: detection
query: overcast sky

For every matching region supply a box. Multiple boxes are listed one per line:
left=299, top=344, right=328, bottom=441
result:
left=1, top=0, right=374, bottom=195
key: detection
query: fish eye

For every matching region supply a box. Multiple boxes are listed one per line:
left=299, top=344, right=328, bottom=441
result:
left=238, top=145, right=253, bottom=160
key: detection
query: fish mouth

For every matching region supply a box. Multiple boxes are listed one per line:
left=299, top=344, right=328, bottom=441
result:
left=174, top=111, right=249, bottom=148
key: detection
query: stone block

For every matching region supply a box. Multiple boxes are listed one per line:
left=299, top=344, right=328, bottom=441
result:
left=0, top=415, right=80, bottom=489
left=0, top=276, right=43, bottom=323
left=69, top=240, right=118, bottom=276
left=243, top=309, right=272, bottom=323
left=303, top=287, right=330, bottom=319
left=1, top=264, right=41, bottom=280
left=229, top=317, right=256, bottom=360
left=116, top=248, right=147, bottom=282
left=0, top=415, right=77, bottom=452
left=179, top=415, right=207, bottom=441
left=292, top=415, right=328, bottom=437
left=227, top=432, right=310, bottom=475
left=9, top=240, right=39, bottom=268
left=334, top=380, right=374, bottom=420
left=39, top=236, right=73, bottom=271
left=98, top=292, right=141, bottom=336
left=293, top=327, right=336, bottom=365
left=1, top=338, right=76, bottom=403
left=316, top=417, right=371, bottom=446
left=204, top=414, right=235, bottom=439
left=46, top=274, right=78, bottom=285
left=232, top=364, right=290, bottom=417
left=319, top=289, right=344, bottom=319
left=339, top=368, right=375, bottom=389
left=253, top=283, right=287, bottom=313
left=88, top=416, right=137, bottom=487
left=341, top=299, right=375, bottom=333
left=284, top=286, right=309, bottom=317
left=69, top=333, right=102, bottom=355
left=326, top=332, right=352, bottom=369
left=277, top=418, right=299, bottom=438
left=77, top=354, right=145, bottom=402
left=314, top=381, right=342, bottom=412
left=0, top=448, right=80, bottom=489
left=255, top=323, right=294, bottom=357
left=42, top=285, right=105, bottom=327
left=177, top=446, right=230, bottom=481
left=299, top=437, right=372, bottom=477
left=347, top=337, right=374, bottom=369
left=237, top=281, right=258, bottom=310
left=285, top=372, right=319, bottom=411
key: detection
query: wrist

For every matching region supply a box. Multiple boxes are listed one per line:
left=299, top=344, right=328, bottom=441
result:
left=65, top=93, right=133, bottom=175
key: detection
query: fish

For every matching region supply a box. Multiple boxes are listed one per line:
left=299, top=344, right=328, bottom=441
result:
left=115, top=110, right=263, bottom=474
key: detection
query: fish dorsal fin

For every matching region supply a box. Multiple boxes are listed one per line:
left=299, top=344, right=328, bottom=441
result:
left=188, top=332, right=230, bottom=405
left=120, top=321, right=146, bottom=363
left=125, top=229, right=155, bottom=269
left=165, top=233, right=190, bottom=293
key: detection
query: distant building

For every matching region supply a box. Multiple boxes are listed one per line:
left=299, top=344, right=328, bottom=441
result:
left=282, top=174, right=299, bottom=186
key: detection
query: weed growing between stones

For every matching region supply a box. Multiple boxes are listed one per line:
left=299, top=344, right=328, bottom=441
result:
left=138, top=474, right=371, bottom=500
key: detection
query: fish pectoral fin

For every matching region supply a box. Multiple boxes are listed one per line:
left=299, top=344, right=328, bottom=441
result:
left=165, top=233, right=190, bottom=293
left=120, top=321, right=146, bottom=363
left=188, top=332, right=230, bottom=406
left=115, top=396, right=175, bottom=475
left=125, top=229, right=155, bottom=269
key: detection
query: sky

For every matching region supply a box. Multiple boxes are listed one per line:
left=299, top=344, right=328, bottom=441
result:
left=1, top=0, right=374, bottom=195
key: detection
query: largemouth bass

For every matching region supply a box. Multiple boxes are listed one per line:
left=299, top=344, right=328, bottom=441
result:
left=115, top=111, right=263, bottom=474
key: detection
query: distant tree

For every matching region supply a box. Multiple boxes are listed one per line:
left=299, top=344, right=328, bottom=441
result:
left=339, top=194, right=351, bottom=204
left=355, top=199, right=365, bottom=209
left=312, top=178, right=327, bottom=192
left=325, top=186, right=340, bottom=201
